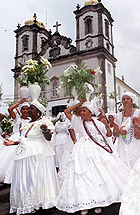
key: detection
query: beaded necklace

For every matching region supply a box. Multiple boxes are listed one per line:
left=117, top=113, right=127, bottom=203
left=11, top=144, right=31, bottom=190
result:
left=121, top=109, right=133, bottom=145
left=24, top=123, right=34, bottom=137
left=83, top=119, right=113, bottom=153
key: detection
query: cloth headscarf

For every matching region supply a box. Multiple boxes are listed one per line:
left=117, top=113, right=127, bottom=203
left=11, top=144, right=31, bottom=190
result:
left=31, top=100, right=46, bottom=115
left=81, top=102, right=94, bottom=114
left=121, top=92, right=138, bottom=105
left=19, top=102, right=30, bottom=112
left=57, top=112, right=66, bottom=121
left=67, top=99, right=80, bottom=107
left=106, top=112, right=115, bottom=120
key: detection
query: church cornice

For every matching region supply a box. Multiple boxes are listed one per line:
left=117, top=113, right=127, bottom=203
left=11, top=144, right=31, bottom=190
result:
left=76, top=33, right=114, bottom=48
left=14, top=24, right=51, bottom=37
left=74, top=3, right=114, bottom=23
left=48, top=46, right=117, bottom=64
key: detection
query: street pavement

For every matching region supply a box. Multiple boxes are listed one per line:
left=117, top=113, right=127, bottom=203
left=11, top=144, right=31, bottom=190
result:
left=0, top=183, right=121, bottom=215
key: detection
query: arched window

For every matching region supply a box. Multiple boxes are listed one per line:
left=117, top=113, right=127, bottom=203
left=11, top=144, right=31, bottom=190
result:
left=105, top=20, right=109, bottom=38
left=84, top=16, right=93, bottom=35
left=22, top=35, right=29, bottom=52
left=50, top=76, right=59, bottom=97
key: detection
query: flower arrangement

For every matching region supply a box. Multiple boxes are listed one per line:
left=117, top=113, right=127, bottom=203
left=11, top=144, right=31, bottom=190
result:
left=18, top=57, right=52, bottom=87
left=59, top=62, right=103, bottom=100
left=0, top=114, right=13, bottom=133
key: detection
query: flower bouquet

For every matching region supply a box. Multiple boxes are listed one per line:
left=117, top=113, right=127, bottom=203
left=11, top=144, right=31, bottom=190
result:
left=18, top=57, right=52, bottom=100
left=0, top=114, right=13, bottom=133
left=59, top=62, right=102, bottom=100
left=18, top=57, right=52, bottom=87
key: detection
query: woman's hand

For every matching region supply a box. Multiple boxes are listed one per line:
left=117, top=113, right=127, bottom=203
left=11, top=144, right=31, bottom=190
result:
left=40, top=124, right=47, bottom=131
left=4, top=139, right=15, bottom=146
left=18, top=98, right=27, bottom=105
left=120, top=126, right=127, bottom=135
left=40, top=124, right=52, bottom=141
left=133, top=117, right=140, bottom=139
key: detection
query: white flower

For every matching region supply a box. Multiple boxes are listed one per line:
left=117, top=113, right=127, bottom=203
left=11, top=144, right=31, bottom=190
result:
left=64, top=69, right=69, bottom=77
left=70, top=64, right=78, bottom=70
left=94, top=66, right=103, bottom=74
left=98, top=84, right=101, bottom=88
left=40, top=57, right=52, bottom=69
left=26, top=59, right=38, bottom=66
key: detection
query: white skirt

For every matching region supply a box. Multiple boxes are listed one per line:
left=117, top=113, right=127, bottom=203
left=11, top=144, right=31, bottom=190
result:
left=10, top=154, right=59, bottom=215
left=119, top=157, right=140, bottom=215
left=0, top=145, right=16, bottom=183
left=55, top=136, right=129, bottom=213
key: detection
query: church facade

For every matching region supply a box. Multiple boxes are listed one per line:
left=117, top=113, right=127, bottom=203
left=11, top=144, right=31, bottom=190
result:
left=12, top=0, right=117, bottom=116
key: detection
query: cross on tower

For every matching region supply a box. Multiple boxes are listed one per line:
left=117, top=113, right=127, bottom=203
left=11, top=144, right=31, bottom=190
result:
left=53, top=21, right=61, bottom=33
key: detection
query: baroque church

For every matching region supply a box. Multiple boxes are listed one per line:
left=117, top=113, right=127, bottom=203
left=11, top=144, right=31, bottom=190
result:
left=12, top=0, right=117, bottom=116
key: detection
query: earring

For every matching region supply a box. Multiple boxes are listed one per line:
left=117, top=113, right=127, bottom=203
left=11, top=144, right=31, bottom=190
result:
left=37, top=113, right=40, bottom=116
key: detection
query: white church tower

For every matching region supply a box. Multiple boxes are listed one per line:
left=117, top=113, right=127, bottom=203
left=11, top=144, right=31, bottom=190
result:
left=74, top=0, right=117, bottom=109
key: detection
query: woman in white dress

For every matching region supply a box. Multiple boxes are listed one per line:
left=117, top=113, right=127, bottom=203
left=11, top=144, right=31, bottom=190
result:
left=105, top=112, right=119, bottom=146
left=119, top=155, right=140, bottom=215
left=54, top=101, right=129, bottom=215
left=4, top=100, right=59, bottom=215
left=8, top=98, right=30, bottom=133
left=51, top=112, right=75, bottom=168
left=114, top=92, right=140, bottom=169
left=0, top=100, right=30, bottom=184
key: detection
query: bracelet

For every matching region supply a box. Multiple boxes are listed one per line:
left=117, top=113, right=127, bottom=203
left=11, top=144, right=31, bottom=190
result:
left=42, top=129, right=49, bottom=133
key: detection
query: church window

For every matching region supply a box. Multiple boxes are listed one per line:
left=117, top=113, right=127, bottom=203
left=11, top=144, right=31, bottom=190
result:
left=84, top=16, right=93, bottom=35
left=52, top=105, right=67, bottom=117
left=22, top=35, right=29, bottom=52
left=52, top=79, right=58, bottom=97
left=105, top=20, right=109, bottom=38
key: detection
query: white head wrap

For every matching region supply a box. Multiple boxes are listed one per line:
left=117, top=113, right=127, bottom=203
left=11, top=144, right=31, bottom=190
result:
left=31, top=100, right=46, bottom=115
left=57, top=112, right=66, bottom=121
left=121, top=92, right=138, bottom=105
left=106, top=112, right=115, bottom=120
left=81, top=102, right=94, bottom=114
left=19, top=102, right=30, bottom=112
left=67, top=99, right=80, bottom=107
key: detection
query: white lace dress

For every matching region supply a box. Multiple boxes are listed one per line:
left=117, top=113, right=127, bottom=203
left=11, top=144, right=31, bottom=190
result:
left=119, top=156, right=140, bottom=215
left=54, top=117, right=129, bottom=213
left=115, top=109, right=140, bottom=169
left=9, top=118, right=59, bottom=215
left=51, top=119, right=73, bottom=167
left=0, top=114, right=30, bottom=184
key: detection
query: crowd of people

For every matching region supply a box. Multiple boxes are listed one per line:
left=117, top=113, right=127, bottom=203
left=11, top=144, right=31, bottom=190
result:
left=0, top=91, right=140, bottom=215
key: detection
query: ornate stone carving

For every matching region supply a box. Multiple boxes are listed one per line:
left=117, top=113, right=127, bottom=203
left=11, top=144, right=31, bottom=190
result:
left=49, top=47, right=61, bottom=58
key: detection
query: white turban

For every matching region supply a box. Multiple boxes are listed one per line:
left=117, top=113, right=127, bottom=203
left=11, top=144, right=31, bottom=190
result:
left=81, top=102, right=94, bottom=114
left=121, top=92, right=138, bottom=105
left=19, top=102, right=30, bottom=112
left=57, top=112, right=66, bottom=121
left=106, top=112, right=115, bottom=120
left=31, top=100, right=46, bottom=115
left=67, top=99, right=80, bottom=107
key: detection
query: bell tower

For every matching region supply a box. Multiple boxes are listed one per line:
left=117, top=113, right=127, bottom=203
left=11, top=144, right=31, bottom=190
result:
left=74, top=0, right=114, bottom=54
left=74, top=0, right=117, bottom=109
left=12, top=14, right=50, bottom=101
